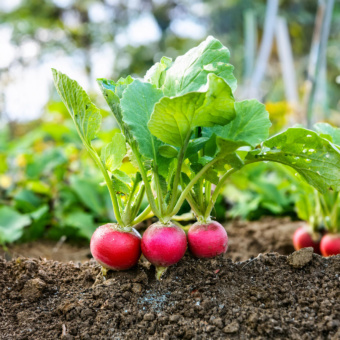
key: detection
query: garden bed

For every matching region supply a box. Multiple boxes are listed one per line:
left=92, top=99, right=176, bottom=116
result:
left=1, top=218, right=339, bottom=339
left=0, top=250, right=339, bottom=339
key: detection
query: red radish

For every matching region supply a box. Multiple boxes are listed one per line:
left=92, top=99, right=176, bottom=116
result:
left=141, top=222, right=187, bottom=274
left=90, top=223, right=141, bottom=271
left=188, top=221, right=228, bottom=258
left=293, top=226, right=321, bottom=254
left=320, top=234, right=340, bottom=256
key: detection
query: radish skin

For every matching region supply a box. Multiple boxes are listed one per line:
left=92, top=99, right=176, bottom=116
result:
left=90, top=224, right=141, bottom=271
left=188, top=221, right=228, bottom=258
left=292, top=226, right=321, bottom=254
left=320, top=234, right=340, bottom=256
left=141, top=222, right=187, bottom=268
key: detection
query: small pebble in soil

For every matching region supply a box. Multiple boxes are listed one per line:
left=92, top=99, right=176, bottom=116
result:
left=287, top=247, right=314, bottom=268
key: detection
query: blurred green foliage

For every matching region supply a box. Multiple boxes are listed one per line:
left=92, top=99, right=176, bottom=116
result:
left=0, top=104, right=120, bottom=244
left=1, top=0, right=340, bottom=244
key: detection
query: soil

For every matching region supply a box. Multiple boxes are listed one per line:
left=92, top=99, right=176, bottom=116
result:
left=2, top=217, right=338, bottom=339
left=1, top=251, right=339, bottom=339
left=1, top=217, right=300, bottom=263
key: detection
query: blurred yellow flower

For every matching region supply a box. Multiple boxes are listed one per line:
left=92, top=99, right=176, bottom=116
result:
left=15, top=154, right=27, bottom=167
left=0, top=175, right=12, bottom=189
left=265, top=101, right=292, bottom=134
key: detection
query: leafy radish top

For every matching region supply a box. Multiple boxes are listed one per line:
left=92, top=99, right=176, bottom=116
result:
left=53, top=36, right=340, bottom=226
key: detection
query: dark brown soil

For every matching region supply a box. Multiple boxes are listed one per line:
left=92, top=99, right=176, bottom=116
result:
left=226, top=216, right=300, bottom=261
left=1, top=217, right=300, bottom=263
left=1, top=251, right=339, bottom=339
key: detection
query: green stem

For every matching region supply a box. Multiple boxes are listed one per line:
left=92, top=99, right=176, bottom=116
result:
left=132, top=144, right=161, bottom=219
left=153, top=165, right=164, bottom=215
left=124, top=184, right=145, bottom=226
left=204, top=168, right=237, bottom=221
left=186, top=193, right=202, bottom=218
left=167, top=133, right=191, bottom=214
left=198, top=179, right=204, bottom=212
left=87, top=147, right=125, bottom=227
left=318, top=192, right=331, bottom=231
left=130, top=204, right=153, bottom=226
left=130, top=185, right=145, bottom=218
left=73, top=123, right=125, bottom=227
left=330, top=192, right=340, bottom=234
left=125, top=174, right=141, bottom=213
left=205, top=181, right=212, bottom=211
left=171, top=158, right=219, bottom=218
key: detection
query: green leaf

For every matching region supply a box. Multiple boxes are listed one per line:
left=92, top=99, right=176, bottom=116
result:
left=69, top=176, right=106, bottom=216
left=0, top=206, right=31, bottom=244
left=314, top=122, right=340, bottom=146
left=14, top=189, right=43, bottom=213
left=97, top=76, right=134, bottom=138
left=144, top=56, right=172, bottom=88
left=246, top=128, right=340, bottom=193
left=52, top=69, right=101, bottom=144
left=121, top=80, right=164, bottom=160
left=206, top=100, right=271, bottom=147
left=101, top=133, right=126, bottom=172
left=148, top=74, right=235, bottom=147
left=162, top=36, right=237, bottom=96
left=112, top=170, right=131, bottom=195
left=190, top=157, right=219, bottom=185
left=159, top=145, right=178, bottom=158
left=64, top=210, right=96, bottom=240
left=185, top=137, right=209, bottom=159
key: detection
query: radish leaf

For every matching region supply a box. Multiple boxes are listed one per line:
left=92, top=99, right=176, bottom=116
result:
left=97, top=76, right=134, bottom=139
left=314, top=122, right=340, bottom=145
left=121, top=80, right=164, bottom=161
left=162, top=36, right=236, bottom=96
left=52, top=69, right=101, bottom=144
left=247, top=128, right=340, bottom=193
left=206, top=100, right=271, bottom=147
left=148, top=74, right=235, bottom=147
left=101, top=133, right=126, bottom=172
left=144, top=56, right=172, bottom=88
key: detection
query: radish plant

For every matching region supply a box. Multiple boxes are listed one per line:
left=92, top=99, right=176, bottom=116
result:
left=52, top=70, right=151, bottom=271
left=312, top=123, right=340, bottom=256
left=53, top=36, right=340, bottom=275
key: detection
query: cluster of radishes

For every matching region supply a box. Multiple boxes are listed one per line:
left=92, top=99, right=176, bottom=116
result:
left=53, top=36, right=340, bottom=279
left=90, top=220, right=228, bottom=274
left=293, top=226, right=340, bottom=257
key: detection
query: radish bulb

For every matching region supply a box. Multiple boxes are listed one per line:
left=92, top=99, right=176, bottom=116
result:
left=320, top=234, right=340, bottom=256
left=188, top=221, right=228, bottom=258
left=90, top=224, right=141, bottom=271
left=292, top=226, right=321, bottom=254
left=141, top=222, right=187, bottom=279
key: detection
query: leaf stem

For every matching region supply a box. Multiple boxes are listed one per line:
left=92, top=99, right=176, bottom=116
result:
left=204, top=181, right=212, bottom=211
left=330, top=191, right=340, bottom=234
left=130, top=204, right=153, bottom=226
left=203, top=168, right=237, bottom=221
left=132, top=144, right=162, bottom=219
left=186, top=193, right=202, bottom=218
left=170, top=158, right=219, bottom=218
left=87, top=147, right=125, bottom=227
left=167, top=133, right=191, bottom=214
left=153, top=165, right=164, bottom=215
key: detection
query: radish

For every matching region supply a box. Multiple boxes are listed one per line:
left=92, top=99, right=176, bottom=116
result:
left=292, top=226, right=321, bottom=254
left=320, top=234, right=340, bottom=256
left=90, top=224, right=141, bottom=271
left=141, top=222, right=187, bottom=279
left=188, top=221, right=228, bottom=258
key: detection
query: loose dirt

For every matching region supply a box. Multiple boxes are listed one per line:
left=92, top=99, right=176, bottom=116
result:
left=1, top=251, right=339, bottom=339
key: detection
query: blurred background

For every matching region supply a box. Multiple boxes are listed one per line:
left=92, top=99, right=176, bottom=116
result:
left=0, top=0, right=339, bottom=249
